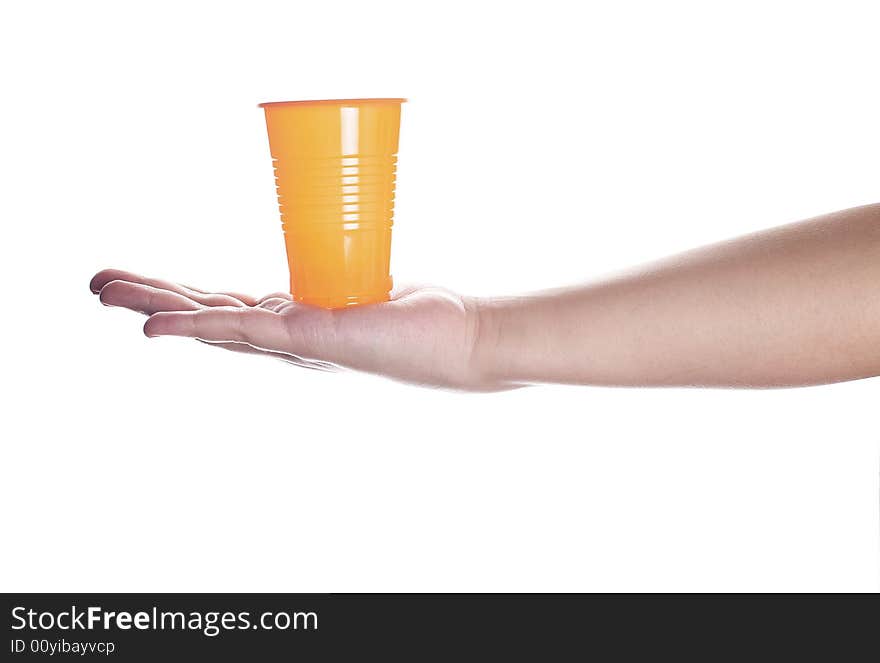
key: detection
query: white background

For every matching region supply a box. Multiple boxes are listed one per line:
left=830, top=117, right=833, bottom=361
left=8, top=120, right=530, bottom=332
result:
left=1, top=0, right=878, bottom=591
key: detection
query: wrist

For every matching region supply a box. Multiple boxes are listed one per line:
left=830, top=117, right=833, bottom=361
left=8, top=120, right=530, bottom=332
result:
left=464, top=296, right=519, bottom=391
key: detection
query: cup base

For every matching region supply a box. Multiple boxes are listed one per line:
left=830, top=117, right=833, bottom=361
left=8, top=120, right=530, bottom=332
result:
left=293, top=292, right=391, bottom=309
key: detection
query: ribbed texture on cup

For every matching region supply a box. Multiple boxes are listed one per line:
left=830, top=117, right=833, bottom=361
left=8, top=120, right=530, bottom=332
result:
left=263, top=100, right=402, bottom=308
left=274, top=155, right=397, bottom=225
left=272, top=154, right=396, bottom=308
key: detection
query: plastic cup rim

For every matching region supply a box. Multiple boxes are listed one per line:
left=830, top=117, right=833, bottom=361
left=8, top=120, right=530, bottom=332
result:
left=259, top=98, right=406, bottom=109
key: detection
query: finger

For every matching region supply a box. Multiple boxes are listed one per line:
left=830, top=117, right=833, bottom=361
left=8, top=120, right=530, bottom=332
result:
left=144, top=307, right=297, bottom=352
left=90, top=268, right=258, bottom=306
left=256, top=297, right=292, bottom=312
left=197, top=340, right=337, bottom=372
left=256, top=292, right=293, bottom=304
left=181, top=283, right=263, bottom=307
left=99, top=280, right=202, bottom=315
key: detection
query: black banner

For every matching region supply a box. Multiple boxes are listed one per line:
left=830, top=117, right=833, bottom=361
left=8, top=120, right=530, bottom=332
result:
left=2, top=594, right=878, bottom=659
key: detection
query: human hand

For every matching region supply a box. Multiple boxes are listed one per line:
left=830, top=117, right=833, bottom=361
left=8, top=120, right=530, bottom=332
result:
left=91, top=203, right=880, bottom=392
left=90, top=269, right=504, bottom=391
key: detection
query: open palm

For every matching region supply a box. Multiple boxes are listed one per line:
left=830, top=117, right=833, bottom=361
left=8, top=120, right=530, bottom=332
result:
left=90, top=269, right=497, bottom=390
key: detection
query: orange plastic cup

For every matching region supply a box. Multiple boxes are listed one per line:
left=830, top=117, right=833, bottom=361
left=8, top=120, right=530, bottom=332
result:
left=259, top=98, right=405, bottom=308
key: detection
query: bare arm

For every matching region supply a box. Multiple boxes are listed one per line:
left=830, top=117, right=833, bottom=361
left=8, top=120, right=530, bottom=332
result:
left=474, top=203, right=880, bottom=388
left=92, top=203, right=880, bottom=391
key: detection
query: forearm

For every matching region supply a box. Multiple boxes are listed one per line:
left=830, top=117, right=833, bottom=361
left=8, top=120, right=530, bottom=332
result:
left=474, top=203, right=880, bottom=388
